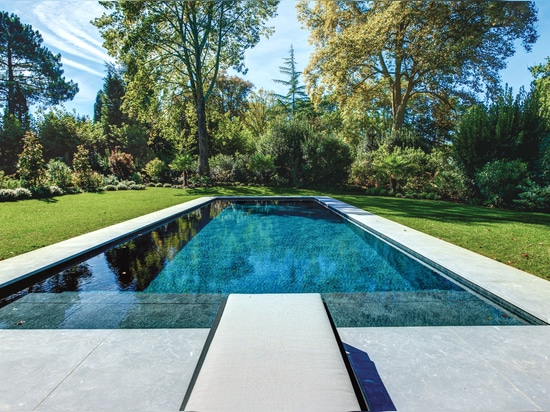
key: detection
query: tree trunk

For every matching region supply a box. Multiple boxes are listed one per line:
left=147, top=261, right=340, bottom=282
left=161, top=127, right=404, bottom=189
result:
left=196, top=95, right=210, bottom=176
left=392, top=102, right=406, bottom=132
left=6, top=40, right=15, bottom=118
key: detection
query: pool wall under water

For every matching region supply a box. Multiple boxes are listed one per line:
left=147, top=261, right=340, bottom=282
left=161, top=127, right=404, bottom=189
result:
left=0, top=196, right=548, bottom=328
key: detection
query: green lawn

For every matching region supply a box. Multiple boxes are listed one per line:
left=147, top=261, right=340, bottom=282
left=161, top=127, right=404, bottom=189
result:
left=1, top=186, right=549, bottom=280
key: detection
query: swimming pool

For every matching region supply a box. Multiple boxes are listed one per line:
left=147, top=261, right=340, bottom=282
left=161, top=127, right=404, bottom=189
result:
left=0, top=198, right=538, bottom=328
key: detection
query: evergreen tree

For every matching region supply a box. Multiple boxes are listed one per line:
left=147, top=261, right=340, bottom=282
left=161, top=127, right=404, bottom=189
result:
left=273, top=45, right=310, bottom=116
left=0, top=12, right=78, bottom=125
left=94, top=64, right=128, bottom=149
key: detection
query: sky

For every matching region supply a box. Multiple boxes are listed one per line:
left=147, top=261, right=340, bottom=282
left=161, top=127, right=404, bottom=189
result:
left=1, top=0, right=549, bottom=118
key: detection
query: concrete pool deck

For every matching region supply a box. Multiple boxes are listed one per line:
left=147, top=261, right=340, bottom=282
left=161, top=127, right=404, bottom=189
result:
left=1, top=196, right=549, bottom=410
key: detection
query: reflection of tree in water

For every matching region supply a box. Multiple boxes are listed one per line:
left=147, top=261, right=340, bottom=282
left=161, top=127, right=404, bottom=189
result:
left=29, top=263, right=93, bottom=293
left=105, top=201, right=226, bottom=290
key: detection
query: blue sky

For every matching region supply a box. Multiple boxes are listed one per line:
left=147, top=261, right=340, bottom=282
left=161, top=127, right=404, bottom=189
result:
left=1, top=0, right=549, bottom=118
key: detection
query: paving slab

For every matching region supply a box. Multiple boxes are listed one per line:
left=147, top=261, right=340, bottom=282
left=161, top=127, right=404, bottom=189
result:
left=0, top=329, right=209, bottom=411
left=339, top=326, right=550, bottom=411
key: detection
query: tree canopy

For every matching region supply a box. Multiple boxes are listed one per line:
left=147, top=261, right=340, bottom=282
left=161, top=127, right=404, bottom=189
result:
left=297, top=0, right=538, bottom=133
left=0, top=12, right=78, bottom=124
left=94, top=0, right=279, bottom=175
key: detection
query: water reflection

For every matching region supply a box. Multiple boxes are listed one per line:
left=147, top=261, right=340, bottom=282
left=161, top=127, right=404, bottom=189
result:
left=0, top=201, right=229, bottom=308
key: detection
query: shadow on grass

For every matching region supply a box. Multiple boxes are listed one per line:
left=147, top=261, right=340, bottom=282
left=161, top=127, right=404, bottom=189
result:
left=339, top=195, right=550, bottom=227
left=37, top=197, right=58, bottom=203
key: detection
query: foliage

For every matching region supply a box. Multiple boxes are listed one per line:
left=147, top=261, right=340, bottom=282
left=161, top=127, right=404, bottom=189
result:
left=298, top=1, right=537, bottom=132
left=248, top=153, right=275, bottom=184
left=515, top=182, right=550, bottom=212
left=0, top=114, right=25, bottom=173
left=0, top=188, right=17, bottom=201
left=0, top=170, right=19, bottom=189
left=0, top=12, right=78, bottom=124
left=259, top=117, right=313, bottom=186
left=169, top=153, right=196, bottom=186
left=209, top=153, right=235, bottom=183
left=475, top=159, right=530, bottom=208
left=210, top=113, right=253, bottom=156
left=94, top=64, right=128, bottom=146
left=302, top=135, right=352, bottom=186
left=36, top=108, right=82, bottom=165
left=95, top=0, right=279, bottom=176
left=209, top=72, right=254, bottom=120
left=46, top=159, right=73, bottom=189
left=273, top=45, right=311, bottom=116
left=17, top=132, right=45, bottom=187
left=0, top=187, right=33, bottom=201
left=72, top=145, right=103, bottom=192
left=108, top=149, right=135, bottom=181
left=144, top=158, right=167, bottom=183
left=453, top=86, right=548, bottom=200
left=351, top=144, right=471, bottom=200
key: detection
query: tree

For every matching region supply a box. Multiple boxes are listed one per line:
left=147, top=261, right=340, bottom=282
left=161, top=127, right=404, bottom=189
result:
left=94, top=64, right=129, bottom=147
left=297, top=1, right=537, bottom=133
left=273, top=45, right=310, bottom=116
left=0, top=115, right=25, bottom=173
left=0, top=12, right=78, bottom=124
left=36, top=107, right=82, bottom=165
left=209, top=72, right=253, bottom=120
left=17, top=132, right=45, bottom=187
left=94, top=0, right=278, bottom=176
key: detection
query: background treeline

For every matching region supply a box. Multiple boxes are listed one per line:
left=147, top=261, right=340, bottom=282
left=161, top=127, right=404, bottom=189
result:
left=1, top=2, right=549, bottom=211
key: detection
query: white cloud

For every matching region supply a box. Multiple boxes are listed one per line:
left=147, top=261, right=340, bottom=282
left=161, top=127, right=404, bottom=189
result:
left=60, top=57, right=104, bottom=78
left=32, top=2, right=111, bottom=65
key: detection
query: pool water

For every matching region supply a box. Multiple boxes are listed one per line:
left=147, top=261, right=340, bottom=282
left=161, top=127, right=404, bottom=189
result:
left=0, top=200, right=527, bottom=328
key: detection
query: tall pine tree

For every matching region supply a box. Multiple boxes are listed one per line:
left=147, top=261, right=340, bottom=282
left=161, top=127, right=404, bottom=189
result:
left=273, top=45, right=310, bottom=116
left=0, top=12, right=78, bottom=125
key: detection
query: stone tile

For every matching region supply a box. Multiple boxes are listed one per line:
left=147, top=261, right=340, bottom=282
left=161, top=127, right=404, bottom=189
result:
left=451, top=326, right=550, bottom=410
left=37, top=329, right=209, bottom=411
left=0, top=330, right=111, bottom=410
left=338, top=327, right=542, bottom=411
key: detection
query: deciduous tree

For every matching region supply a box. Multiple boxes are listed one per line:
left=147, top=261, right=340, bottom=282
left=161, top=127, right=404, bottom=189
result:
left=297, top=0, right=537, bottom=133
left=94, top=0, right=278, bottom=176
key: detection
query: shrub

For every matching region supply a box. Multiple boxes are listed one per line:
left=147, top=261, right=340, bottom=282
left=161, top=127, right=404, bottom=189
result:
left=259, top=118, right=313, bottom=186
left=108, top=149, right=135, bottom=181
left=128, top=183, right=146, bottom=190
left=144, top=158, right=167, bottom=183
left=102, top=175, right=119, bottom=186
left=73, top=145, right=104, bottom=192
left=17, top=132, right=45, bottom=188
left=0, top=189, right=17, bottom=202
left=302, top=136, right=352, bottom=186
left=0, top=171, right=21, bottom=189
left=475, top=159, right=530, bottom=208
left=49, top=186, right=64, bottom=196
left=117, top=182, right=129, bottom=190
left=103, top=184, right=117, bottom=191
left=46, top=160, right=73, bottom=189
left=14, top=187, right=32, bottom=200
left=210, top=154, right=235, bottom=183
left=515, top=182, right=550, bottom=212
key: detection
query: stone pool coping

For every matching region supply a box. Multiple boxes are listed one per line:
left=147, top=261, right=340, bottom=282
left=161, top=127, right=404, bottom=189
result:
left=1, top=195, right=549, bottom=324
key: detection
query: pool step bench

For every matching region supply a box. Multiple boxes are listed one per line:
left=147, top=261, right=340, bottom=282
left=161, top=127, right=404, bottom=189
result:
left=181, top=293, right=367, bottom=411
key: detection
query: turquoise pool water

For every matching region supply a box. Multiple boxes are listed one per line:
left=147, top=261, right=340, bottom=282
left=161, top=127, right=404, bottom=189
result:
left=0, top=199, right=528, bottom=328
